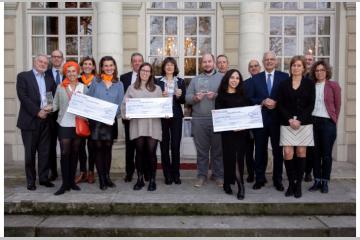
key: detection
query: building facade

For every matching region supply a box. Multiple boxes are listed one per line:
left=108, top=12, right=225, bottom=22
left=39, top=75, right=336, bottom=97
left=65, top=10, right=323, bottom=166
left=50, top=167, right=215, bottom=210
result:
left=4, top=2, right=356, bottom=171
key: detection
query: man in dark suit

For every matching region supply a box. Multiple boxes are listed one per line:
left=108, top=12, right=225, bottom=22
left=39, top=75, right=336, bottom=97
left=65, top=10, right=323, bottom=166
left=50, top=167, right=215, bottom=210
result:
left=120, top=53, right=150, bottom=182
left=17, top=54, right=57, bottom=190
left=247, top=51, right=289, bottom=191
left=304, top=54, right=314, bottom=80
left=44, top=50, right=65, bottom=181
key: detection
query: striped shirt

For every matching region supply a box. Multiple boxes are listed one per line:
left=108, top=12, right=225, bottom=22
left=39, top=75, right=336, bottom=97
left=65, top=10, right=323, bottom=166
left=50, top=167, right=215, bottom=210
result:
left=312, top=82, right=330, bottom=118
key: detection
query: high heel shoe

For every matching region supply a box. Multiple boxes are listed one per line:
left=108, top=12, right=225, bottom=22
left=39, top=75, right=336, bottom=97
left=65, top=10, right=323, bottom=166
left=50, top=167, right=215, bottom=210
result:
left=223, top=183, right=233, bottom=195
left=148, top=172, right=156, bottom=191
left=104, top=173, right=116, bottom=188
left=236, top=180, right=245, bottom=200
left=99, top=175, right=108, bottom=190
left=133, top=171, right=145, bottom=190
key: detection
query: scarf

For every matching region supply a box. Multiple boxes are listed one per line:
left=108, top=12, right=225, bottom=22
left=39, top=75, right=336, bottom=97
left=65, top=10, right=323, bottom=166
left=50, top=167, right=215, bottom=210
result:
left=101, top=74, right=113, bottom=83
left=81, top=74, right=94, bottom=86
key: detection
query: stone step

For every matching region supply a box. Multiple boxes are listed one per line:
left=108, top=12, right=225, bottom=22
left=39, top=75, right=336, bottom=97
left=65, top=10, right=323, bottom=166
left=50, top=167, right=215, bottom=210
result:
left=4, top=215, right=356, bottom=237
left=4, top=179, right=356, bottom=216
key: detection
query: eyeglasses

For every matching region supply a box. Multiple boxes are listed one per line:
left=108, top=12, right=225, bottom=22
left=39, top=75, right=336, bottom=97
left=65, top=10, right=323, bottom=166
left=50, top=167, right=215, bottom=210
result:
left=51, top=56, right=63, bottom=59
left=315, top=69, right=326, bottom=73
left=264, top=58, right=276, bottom=62
left=249, top=64, right=259, bottom=68
left=165, top=64, right=175, bottom=67
left=83, top=55, right=93, bottom=59
left=140, top=69, right=151, bottom=74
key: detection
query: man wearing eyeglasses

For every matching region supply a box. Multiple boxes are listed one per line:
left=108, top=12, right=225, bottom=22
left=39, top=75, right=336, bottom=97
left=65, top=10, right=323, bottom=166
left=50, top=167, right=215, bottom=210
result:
left=247, top=51, right=289, bottom=192
left=45, top=50, right=66, bottom=181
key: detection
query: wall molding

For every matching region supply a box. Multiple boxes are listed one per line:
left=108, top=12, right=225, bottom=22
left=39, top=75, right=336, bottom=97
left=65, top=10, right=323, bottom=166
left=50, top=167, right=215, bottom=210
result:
left=4, top=2, right=19, bottom=16
left=344, top=2, right=356, bottom=17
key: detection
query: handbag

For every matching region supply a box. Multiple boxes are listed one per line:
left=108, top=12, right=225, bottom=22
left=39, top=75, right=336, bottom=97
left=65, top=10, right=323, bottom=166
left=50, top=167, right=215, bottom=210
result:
left=64, top=86, right=90, bottom=137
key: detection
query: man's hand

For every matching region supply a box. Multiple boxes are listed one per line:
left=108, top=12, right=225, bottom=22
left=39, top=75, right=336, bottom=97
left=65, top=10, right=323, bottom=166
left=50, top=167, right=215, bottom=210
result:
left=261, top=98, right=276, bottom=109
left=234, top=129, right=244, bottom=132
left=267, top=101, right=277, bottom=109
left=205, top=91, right=216, bottom=100
left=37, top=110, right=47, bottom=119
left=193, top=92, right=206, bottom=102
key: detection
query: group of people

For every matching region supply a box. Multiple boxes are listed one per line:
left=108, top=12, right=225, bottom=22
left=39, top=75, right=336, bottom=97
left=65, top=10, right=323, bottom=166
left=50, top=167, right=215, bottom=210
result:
left=16, top=48, right=341, bottom=200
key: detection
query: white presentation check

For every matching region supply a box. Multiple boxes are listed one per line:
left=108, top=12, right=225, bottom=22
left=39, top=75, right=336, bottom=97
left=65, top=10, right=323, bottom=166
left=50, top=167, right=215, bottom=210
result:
left=212, top=106, right=263, bottom=132
left=67, top=92, right=118, bottom=125
left=126, top=98, right=173, bottom=118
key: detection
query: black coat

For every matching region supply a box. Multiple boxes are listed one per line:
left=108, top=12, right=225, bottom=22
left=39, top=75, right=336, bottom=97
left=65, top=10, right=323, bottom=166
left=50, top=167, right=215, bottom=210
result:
left=276, top=76, right=315, bottom=126
left=16, top=70, right=57, bottom=130
left=120, top=71, right=133, bottom=124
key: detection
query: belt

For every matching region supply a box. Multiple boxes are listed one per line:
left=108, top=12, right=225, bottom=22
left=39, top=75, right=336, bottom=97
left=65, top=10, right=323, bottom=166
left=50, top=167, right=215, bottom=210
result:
left=313, top=116, right=331, bottom=120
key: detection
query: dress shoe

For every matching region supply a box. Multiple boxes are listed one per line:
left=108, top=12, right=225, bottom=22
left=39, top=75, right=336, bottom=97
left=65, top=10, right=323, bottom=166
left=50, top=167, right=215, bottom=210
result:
left=49, top=172, right=58, bottom=181
left=173, top=178, right=182, bottom=185
left=246, top=174, right=254, bottom=183
left=321, top=181, right=328, bottom=194
left=124, top=174, right=133, bottom=182
left=104, top=173, right=116, bottom=188
left=273, top=181, right=284, bottom=191
left=148, top=172, right=156, bottom=191
left=74, top=172, right=87, bottom=184
left=253, top=181, right=265, bottom=190
left=309, top=180, right=321, bottom=192
left=223, top=183, right=233, bottom=195
left=133, top=171, right=145, bottom=190
left=236, top=180, right=245, bottom=200
left=304, top=173, right=312, bottom=182
left=144, top=172, right=150, bottom=182
left=87, top=171, right=95, bottom=183
left=165, top=178, right=172, bottom=185
left=27, top=183, right=36, bottom=191
left=40, top=181, right=55, bottom=188
left=98, top=175, right=108, bottom=190
left=54, top=185, right=71, bottom=195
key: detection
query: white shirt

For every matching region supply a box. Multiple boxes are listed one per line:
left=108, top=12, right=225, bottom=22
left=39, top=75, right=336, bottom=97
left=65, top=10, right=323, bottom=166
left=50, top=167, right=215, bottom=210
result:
left=60, top=84, right=86, bottom=127
left=131, top=71, right=137, bottom=85
left=312, top=82, right=330, bottom=118
left=52, top=67, right=63, bottom=83
left=264, top=69, right=275, bottom=89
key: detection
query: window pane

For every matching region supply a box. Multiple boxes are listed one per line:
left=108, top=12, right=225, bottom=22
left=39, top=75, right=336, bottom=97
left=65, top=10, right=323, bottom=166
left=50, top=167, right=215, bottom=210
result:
left=66, top=57, right=78, bottom=63
left=318, top=2, right=330, bottom=8
left=318, top=17, right=330, bottom=35
left=284, top=38, right=296, bottom=56
left=80, top=2, right=92, bottom=8
left=31, top=2, right=44, bottom=8
left=270, top=17, right=282, bottom=35
left=270, top=2, right=283, bottom=9
left=198, top=37, right=211, bottom=56
left=184, top=58, right=196, bottom=76
left=150, top=16, right=163, bottom=35
left=66, top=17, right=78, bottom=35
left=184, top=17, right=197, bottom=36
left=165, top=2, right=177, bottom=8
left=151, top=2, right=163, bottom=8
left=32, top=16, right=44, bottom=35
left=284, top=58, right=291, bottom=74
left=199, top=17, right=211, bottom=35
left=46, top=17, right=58, bottom=35
left=66, top=37, right=78, bottom=55
left=164, top=37, right=177, bottom=56
left=318, top=37, right=330, bottom=56
left=185, top=2, right=197, bottom=8
left=150, top=36, right=163, bottom=55
left=198, top=58, right=204, bottom=74
left=65, top=2, right=77, bottom=8
left=199, top=2, right=211, bottom=8
left=184, top=37, right=197, bottom=56
left=284, top=2, right=297, bottom=9
left=304, top=2, right=316, bottom=8
left=165, top=17, right=177, bottom=35
left=284, top=17, right=296, bottom=36
left=32, top=37, right=45, bottom=55
left=80, top=37, right=92, bottom=56
left=80, top=17, right=92, bottom=35
left=269, top=37, right=282, bottom=56
left=46, top=37, right=58, bottom=55
left=46, top=2, right=58, bottom=8
left=304, top=16, right=316, bottom=35
left=303, top=37, right=316, bottom=55
left=150, top=57, right=162, bottom=76
left=275, top=58, right=282, bottom=71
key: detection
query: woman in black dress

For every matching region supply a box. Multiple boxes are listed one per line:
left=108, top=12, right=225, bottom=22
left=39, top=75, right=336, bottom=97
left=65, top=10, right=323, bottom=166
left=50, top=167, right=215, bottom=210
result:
left=215, top=69, right=251, bottom=200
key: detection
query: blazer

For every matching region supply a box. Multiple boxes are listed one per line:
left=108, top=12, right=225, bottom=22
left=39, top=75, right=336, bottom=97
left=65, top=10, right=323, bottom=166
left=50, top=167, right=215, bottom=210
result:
left=45, top=68, right=66, bottom=85
left=247, top=70, right=289, bottom=123
left=155, top=77, right=186, bottom=118
left=243, top=77, right=252, bottom=104
left=120, top=71, right=133, bottom=124
left=16, top=70, right=57, bottom=130
left=317, top=80, right=342, bottom=124
left=277, top=76, right=315, bottom=125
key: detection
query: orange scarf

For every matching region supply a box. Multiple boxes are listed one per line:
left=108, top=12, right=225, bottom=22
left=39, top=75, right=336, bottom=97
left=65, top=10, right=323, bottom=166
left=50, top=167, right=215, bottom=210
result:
left=81, top=74, right=94, bottom=86
left=61, top=77, right=78, bottom=87
left=101, top=74, right=113, bottom=83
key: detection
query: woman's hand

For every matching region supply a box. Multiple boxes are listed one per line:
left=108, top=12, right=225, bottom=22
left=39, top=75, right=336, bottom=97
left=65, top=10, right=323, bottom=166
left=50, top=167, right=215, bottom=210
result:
left=165, top=115, right=170, bottom=119
left=125, top=116, right=131, bottom=121
left=234, top=129, right=244, bottom=132
left=42, top=106, right=53, bottom=111
left=175, top=89, right=182, bottom=98
left=105, top=120, right=115, bottom=126
left=163, top=90, right=169, bottom=98
left=290, top=119, right=301, bottom=130
left=77, top=116, right=87, bottom=120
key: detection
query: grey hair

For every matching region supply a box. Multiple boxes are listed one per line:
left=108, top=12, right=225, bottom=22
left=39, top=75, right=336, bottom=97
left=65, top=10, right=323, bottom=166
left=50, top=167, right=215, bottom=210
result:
left=217, top=54, right=228, bottom=63
left=131, top=52, right=144, bottom=62
left=34, top=54, right=48, bottom=61
left=263, top=51, right=277, bottom=60
left=202, top=53, right=215, bottom=62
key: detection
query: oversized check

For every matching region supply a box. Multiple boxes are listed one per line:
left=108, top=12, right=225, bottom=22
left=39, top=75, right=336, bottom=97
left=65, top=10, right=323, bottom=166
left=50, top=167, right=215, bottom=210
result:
left=126, top=98, right=173, bottom=118
left=211, top=106, right=263, bottom=132
left=67, top=92, right=118, bottom=125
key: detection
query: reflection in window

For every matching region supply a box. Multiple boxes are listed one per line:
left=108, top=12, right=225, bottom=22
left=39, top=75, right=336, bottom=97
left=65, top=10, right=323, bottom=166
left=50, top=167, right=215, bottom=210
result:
left=150, top=57, right=163, bottom=76
left=151, top=2, right=163, bottom=8
left=304, top=2, right=316, bottom=8
left=184, top=17, right=197, bottom=35
left=199, top=17, right=211, bottom=35
left=318, top=2, right=331, bottom=8
left=284, top=38, right=296, bottom=56
left=184, top=58, right=196, bottom=76
left=165, top=37, right=178, bottom=56
left=198, top=37, right=211, bottom=55
left=284, top=2, right=297, bottom=9
left=80, top=37, right=92, bottom=56
left=31, top=2, right=44, bottom=8
left=270, top=2, right=283, bottom=9
left=199, top=2, right=211, bottom=8
left=80, top=17, right=92, bottom=35
left=184, top=37, right=197, bottom=56
left=270, top=17, right=282, bottom=35
left=150, top=36, right=163, bottom=55
left=185, top=2, right=197, bottom=9
left=318, top=17, right=330, bottom=35
left=46, top=17, right=58, bottom=35
left=284, top=17, right=296, bottom=36
left=65, top=2, right=77, bottom=8
left=269, top=37, right=282, bottom=56
left=318, top=37, right=330, bottom=56
left=165, top=17, right=177, bottom=35
left=47, top=37, right=59, bottom=55
left=80, top=2, right=92, bottom=8
left=66, top=37, right=78, bottom=55
left=303, top=37, right=316, bottom=55
left=150, top=16, right=163, bottom=35
left=66, top=17, right=78, bottom=35
left=304, top=16, right=316, bottom=35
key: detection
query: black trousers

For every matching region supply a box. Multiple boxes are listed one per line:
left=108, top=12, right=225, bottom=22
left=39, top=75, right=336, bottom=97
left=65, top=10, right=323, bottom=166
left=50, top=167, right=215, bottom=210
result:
left=124, top=120, right=150, bottom=176
left=49, top=119, right=58, bottom=175
left=21, top=117, right=51, bottom=184
left=160, top=118, right=182, bottom=179
left=245, top=137, right=255, bottom=175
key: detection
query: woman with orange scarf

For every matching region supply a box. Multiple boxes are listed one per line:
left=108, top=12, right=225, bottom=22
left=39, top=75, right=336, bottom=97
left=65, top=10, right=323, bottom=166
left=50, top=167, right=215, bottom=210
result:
left=43, top=62, right=88, bottom=195
left=75, top=56, right=97, bottom=184
left=86, top=56, right=125, bottom=190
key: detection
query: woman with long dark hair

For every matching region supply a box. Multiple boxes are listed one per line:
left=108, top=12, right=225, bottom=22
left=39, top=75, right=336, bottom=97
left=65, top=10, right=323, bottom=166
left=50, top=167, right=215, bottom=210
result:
left=215, top=69, right=249, bottom=200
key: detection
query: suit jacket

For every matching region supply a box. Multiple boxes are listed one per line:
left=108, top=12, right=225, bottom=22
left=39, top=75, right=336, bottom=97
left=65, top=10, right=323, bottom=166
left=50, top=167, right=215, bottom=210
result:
left=247, top=70, right=290, bottom=123
left=155, top=77, right=186, bottom=118
left=277, top=76, right=315, bottom=125
left=16, top=70, right=57, bottom=130
left=243, top=77, right=252, bottom=105
left=120, top=71, right=134, bottom=124
left=318, top=80, right=342, bottom=124
left=45, top=68, right=66, bottom=85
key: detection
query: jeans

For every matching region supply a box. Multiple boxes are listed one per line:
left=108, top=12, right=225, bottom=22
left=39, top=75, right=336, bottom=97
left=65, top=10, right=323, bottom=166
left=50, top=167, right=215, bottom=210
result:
left=312, top=117, right=337, bottom=182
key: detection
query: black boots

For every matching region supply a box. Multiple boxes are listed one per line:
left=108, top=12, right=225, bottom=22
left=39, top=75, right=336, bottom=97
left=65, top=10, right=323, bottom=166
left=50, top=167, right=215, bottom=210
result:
left=148, top=172, right=156, bottom=191
left=54, top=158, right=71, bottom=195
left=321, top=181, right=329, bottom=193
left=294, top=157, right=306, bottom=198
left=99, top=174, right=108, bottom=190
left=104, top=173, right=116, bottom=188
left=133, top=171, right=145, bottom=190
left=236, top=180, right=245, bottom=200
left=309, top=180, right=321, bottom=192
left=69, top=156, right=81, bottom=191
left=284, top=159, right=295, bottom=197
left=223, top=183, right=233, bottom=195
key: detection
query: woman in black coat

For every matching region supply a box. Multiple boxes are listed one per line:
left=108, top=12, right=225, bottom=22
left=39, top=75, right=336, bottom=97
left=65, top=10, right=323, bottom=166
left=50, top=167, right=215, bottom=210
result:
left=277, top=55, right=315, bottom=199
left=155, top=57, right=186, bottom=185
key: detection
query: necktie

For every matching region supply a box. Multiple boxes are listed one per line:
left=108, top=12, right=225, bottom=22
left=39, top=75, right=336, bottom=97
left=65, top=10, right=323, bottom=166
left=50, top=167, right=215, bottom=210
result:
left=56, top=70, right=61, bottom=86
left=267, top=73, right=272, bottom=96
